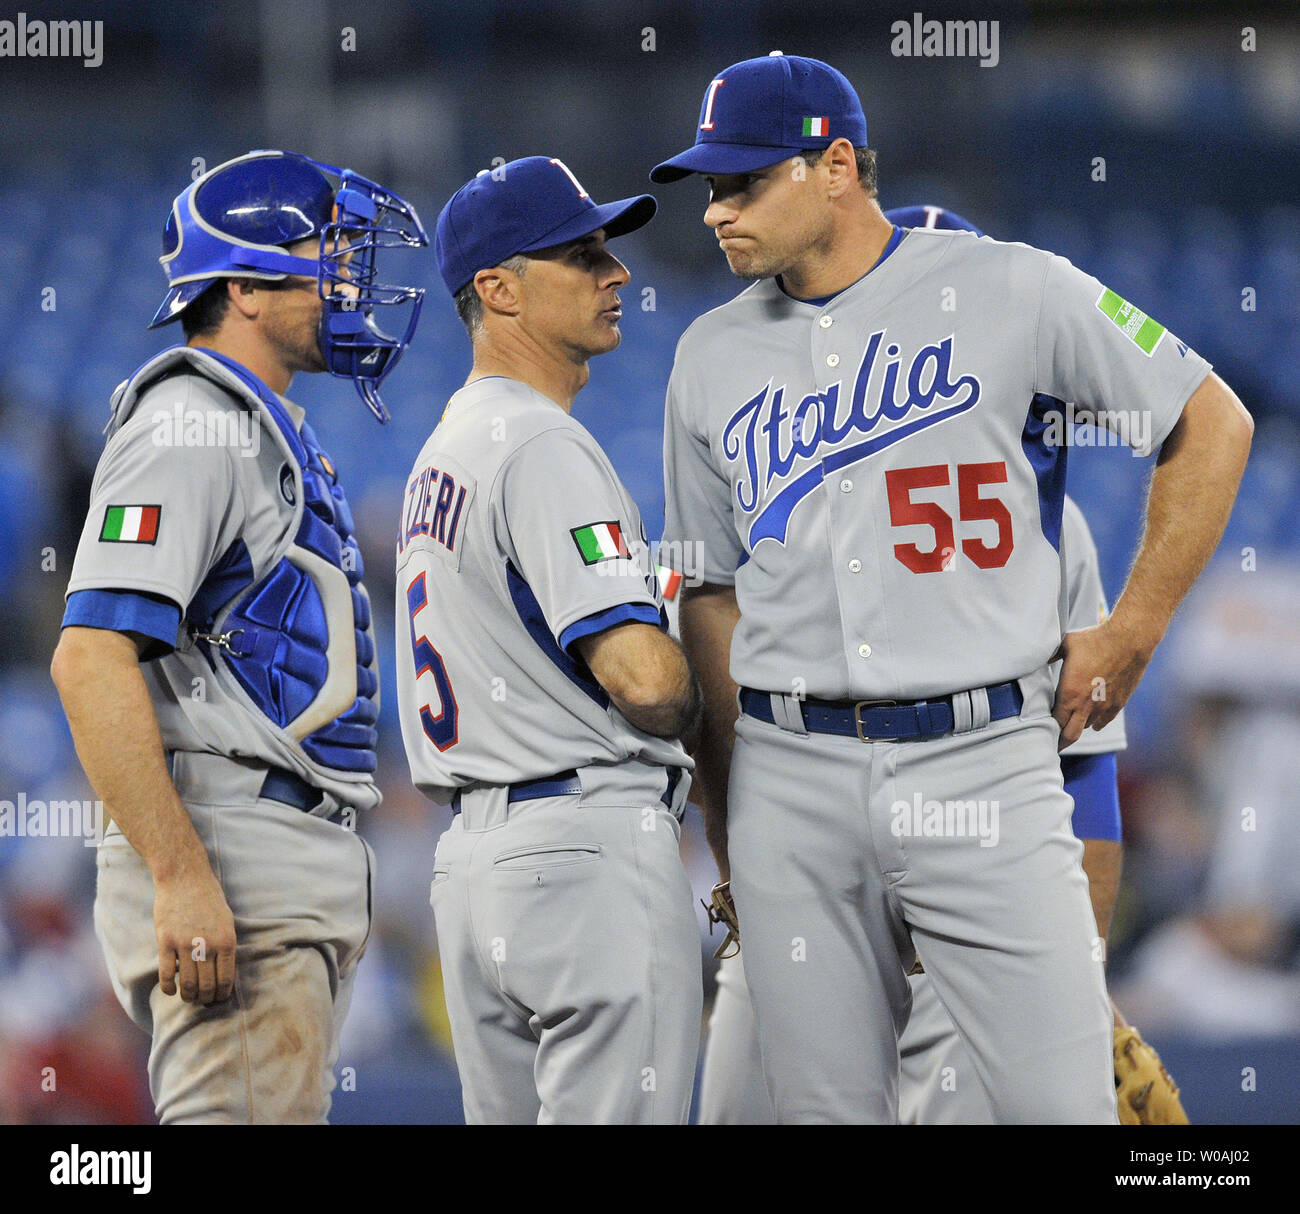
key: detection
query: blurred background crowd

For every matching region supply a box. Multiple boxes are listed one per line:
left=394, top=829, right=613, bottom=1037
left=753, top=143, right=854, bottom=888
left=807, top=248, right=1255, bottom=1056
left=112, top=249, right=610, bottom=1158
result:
left=1, top=0, right=1297, bottom=1123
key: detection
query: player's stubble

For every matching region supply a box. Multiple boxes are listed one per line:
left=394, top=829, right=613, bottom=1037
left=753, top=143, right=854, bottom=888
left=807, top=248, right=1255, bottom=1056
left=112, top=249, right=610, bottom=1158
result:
left=260, top=281, right=329, bottom=375
left=709, top=159, right=835, bottom=284
left=261, top=234, right=357, bottom=378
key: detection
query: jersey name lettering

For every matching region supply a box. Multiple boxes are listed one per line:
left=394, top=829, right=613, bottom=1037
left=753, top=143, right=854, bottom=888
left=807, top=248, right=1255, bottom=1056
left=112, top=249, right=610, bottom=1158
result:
left=400, top=463, right=468, bottom=557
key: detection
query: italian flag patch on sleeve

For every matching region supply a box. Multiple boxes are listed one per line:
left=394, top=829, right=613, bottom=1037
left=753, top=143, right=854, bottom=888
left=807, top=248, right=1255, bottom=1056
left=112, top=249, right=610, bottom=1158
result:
left=100, top=504, right=161, bottom=544
left=571, top=520, right=628, bottom=564
left=656, top=564, right=683, bottom=601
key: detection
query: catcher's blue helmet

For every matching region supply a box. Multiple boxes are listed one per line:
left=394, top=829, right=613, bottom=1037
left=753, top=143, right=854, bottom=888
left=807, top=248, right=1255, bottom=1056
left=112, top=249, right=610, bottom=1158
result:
left=884, top=204, right=984, bottom=237
left=150, top=149, right=428, bottom=423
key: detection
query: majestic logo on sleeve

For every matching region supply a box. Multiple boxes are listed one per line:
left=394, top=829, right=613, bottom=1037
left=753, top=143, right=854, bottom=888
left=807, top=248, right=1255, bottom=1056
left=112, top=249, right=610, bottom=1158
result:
left=723, top=331, right=981, bottom=547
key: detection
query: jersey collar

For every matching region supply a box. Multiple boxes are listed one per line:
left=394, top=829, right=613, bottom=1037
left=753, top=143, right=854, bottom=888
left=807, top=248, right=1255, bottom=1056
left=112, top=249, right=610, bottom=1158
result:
left=776, top=225, right=904, bottom=307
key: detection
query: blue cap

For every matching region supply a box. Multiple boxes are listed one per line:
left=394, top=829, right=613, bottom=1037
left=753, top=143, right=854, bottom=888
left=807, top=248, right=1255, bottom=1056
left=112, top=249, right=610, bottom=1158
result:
left=884, top=205, right=984, bottom=236
left=650, top=53, right=868, bottom=184
left=435, top=156, right=657, bottom=295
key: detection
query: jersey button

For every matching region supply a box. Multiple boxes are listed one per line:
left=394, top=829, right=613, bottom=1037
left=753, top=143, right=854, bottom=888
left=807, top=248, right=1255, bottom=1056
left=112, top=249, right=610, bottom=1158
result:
left=848, top=559, right=862, bottom=573
left=826, top=353, right=840, bottom=367
left=858, top=643, right=872, bottom=658
left=818, top=315, right=833, bottom=328
left=839, top=478, right=853, bottom=492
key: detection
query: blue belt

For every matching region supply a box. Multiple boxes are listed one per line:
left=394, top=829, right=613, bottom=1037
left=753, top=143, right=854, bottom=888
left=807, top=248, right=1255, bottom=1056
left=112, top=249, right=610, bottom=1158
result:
left=739, top=682, right=1023, bottom=741
left=166, top=751, right=331, bottom=815
left=508, top=770, right=583, bottom=803
left=260, top=766, right=325, bottom=812
left=451, top=768, right=683, bottom=815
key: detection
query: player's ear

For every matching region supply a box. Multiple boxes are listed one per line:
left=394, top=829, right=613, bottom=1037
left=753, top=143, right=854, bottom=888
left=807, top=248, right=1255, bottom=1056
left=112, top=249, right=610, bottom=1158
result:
left=476, top=267, right=522, bottom=319
left=226, top=278, right=261, bottom=322
left=823, top=138, right=858, bottom=200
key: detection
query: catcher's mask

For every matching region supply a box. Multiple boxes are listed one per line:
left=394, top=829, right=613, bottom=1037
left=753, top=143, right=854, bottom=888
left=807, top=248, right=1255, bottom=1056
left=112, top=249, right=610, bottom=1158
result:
left=149, top=149, right=428, bottom=423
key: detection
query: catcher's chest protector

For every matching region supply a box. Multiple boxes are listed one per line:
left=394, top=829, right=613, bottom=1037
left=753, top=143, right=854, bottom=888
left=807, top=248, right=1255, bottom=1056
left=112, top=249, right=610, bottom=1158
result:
left=190, top=354, right=379, bottom=774
left=110, top=347, right=379, bottom=776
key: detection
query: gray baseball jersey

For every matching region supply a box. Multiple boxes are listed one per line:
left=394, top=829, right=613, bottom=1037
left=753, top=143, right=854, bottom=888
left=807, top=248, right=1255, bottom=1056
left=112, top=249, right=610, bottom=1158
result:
left=64, top=347, right=380, bottom=812
left=665, top=228, right=1202, bottom=1123
left=395, top=376, right=690, bottom=804
left=663, top=228, right=1211, bottom=700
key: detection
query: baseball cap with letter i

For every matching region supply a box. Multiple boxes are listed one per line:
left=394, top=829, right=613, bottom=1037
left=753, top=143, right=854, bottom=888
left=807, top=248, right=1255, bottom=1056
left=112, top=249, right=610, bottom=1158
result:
left=650, top=52, right=868, bottom=182
left=435, top=156, right=657, bottom=295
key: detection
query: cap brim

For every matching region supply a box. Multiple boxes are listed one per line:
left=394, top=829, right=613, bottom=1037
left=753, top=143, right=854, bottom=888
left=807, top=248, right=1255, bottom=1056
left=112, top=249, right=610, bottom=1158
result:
left=148, top=279, right=214, bottom=329
left=649, top=142, right=802, bottom=183
left=522, top=194, right=658, bottom=254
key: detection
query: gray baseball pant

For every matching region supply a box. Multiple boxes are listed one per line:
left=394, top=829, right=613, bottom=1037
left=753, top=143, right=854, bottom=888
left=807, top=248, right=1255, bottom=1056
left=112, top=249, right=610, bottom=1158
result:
left=726, top=679, right=1115, bottom=1124
left=430, top=786, right=702, bottom=1124
left=93, top=752, right=373, bottom=1124
left=698, top=949, right=998, bottom=1124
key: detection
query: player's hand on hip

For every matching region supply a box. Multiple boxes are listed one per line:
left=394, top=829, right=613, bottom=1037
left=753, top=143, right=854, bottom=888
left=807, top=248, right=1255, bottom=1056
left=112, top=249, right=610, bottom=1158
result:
left=1052, top=620, right=1152, bottom=749
left=153, top=872, right=237, bottom=1004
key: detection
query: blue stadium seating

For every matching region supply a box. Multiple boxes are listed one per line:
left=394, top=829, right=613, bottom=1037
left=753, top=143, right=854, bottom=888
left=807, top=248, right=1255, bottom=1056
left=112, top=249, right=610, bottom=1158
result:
left=1, top=145, right=1295, bottom=776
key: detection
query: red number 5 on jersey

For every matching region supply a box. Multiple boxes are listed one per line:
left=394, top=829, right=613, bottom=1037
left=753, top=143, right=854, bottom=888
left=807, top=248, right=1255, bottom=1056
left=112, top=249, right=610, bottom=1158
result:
left=406, top=571, right=459, bottom=750
left=885, top=461, right=1014, bottom=573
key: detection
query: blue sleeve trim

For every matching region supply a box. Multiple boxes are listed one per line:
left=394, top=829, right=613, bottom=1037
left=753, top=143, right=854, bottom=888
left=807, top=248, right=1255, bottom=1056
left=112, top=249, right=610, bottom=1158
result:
left=62, top=589, right=181, bottom=650
left=505, top=562, right=607, bottom=708
left=559, top=602, right=662, bottom=655
left=1062, top=751, right=1121, bottom=841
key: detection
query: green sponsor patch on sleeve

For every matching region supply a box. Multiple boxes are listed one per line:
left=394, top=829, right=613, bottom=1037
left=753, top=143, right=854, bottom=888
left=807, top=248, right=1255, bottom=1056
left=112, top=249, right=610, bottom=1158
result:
left=1095, top=287, right=1166, bottom=356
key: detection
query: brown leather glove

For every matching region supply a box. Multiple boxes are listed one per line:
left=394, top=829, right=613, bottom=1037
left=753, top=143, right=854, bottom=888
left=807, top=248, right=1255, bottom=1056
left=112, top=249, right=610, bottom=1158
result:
left=702, top=881, right=740, bottom=960
left=1114, top=1024, right=1189, bottom=1125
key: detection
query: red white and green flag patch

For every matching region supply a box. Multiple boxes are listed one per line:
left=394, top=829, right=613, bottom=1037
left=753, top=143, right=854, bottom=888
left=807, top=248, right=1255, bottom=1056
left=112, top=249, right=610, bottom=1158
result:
left=802, top=116, right=829, bottom=137
left=100, top=504, right=161, bottom=544
left=571, top=520, right=628, bottom=564
left=656, top=564, right=683, bottom=601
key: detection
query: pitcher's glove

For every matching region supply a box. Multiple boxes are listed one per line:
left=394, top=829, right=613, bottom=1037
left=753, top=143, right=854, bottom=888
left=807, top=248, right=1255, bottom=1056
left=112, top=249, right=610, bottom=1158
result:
left=1114, top=1024, right=1189, bottom=1125
left=702, top=881, right=740, bottom=960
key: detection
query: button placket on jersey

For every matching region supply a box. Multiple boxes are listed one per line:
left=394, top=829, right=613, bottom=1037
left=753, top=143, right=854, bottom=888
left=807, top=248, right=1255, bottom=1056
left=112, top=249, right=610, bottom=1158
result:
left=809, top=304, right=880, bottom=681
